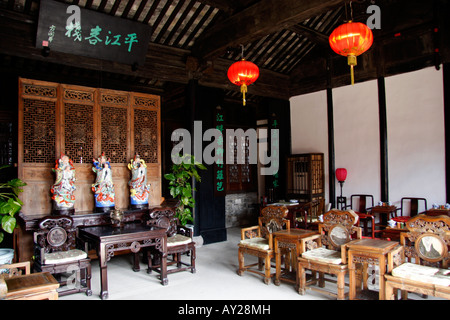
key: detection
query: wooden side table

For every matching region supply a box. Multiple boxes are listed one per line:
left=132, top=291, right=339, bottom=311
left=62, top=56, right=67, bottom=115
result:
left=346, top=238, right=399, bottom=300
left=273, top=229, right=318, bottom=287
left=370, top=205, right=397, bottom=229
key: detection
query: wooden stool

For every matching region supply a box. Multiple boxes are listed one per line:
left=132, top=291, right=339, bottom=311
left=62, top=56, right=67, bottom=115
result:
left=1, top=272, right=59, bottom=300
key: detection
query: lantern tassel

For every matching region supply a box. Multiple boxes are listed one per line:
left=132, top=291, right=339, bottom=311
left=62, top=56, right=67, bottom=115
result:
left=347, top=55, right=357, bottom=85
left=350, top=65, right=354, bottom=85
left=241, top=84, right=248, bottom=106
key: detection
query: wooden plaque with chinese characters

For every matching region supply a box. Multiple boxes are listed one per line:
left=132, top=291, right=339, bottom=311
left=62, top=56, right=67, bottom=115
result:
left=18, top=78, right=162, bottom=215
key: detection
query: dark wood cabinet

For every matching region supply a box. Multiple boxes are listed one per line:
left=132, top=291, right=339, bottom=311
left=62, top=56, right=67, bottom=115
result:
left=286, top=153, right=324, bottom=204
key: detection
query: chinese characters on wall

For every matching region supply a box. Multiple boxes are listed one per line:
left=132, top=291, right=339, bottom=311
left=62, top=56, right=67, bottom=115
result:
left=36, top=0, right=151, bottom=65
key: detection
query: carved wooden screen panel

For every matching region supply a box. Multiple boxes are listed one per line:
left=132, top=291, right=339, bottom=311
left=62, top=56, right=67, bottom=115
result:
left=132, top=93, right=161, bottom=205
left=18, top=78, right=162, bottom=215
left=133, top=106, right=159, bottom=162
left=62, top=85, right=96, bottom=163
left=99, top=90, right=130, bottom=163
left=19, top=79, right=59, bottom=214
left=21, top=86, right=57, bottom=163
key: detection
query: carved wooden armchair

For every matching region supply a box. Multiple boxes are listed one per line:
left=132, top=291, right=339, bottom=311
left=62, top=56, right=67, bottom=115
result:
left=384, top=214, right=450, bottom=300
left=297, top=209, right=362, bottom=299
left=145, top=207, right=196, bottom=276
left=33, top=215, right=92, bottom=297
left=296, top=198, right=325, bottom=230
left=237, top=205, right=290, bottom=285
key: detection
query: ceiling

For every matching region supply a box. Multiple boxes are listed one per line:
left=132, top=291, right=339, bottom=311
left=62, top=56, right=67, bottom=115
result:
left=0, top=0, right=448, bottom=105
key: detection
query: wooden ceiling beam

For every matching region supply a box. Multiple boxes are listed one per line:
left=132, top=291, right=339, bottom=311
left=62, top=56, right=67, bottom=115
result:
left=288, top=24, right=329, bottom=47
left=192, top=0, right=343, bottom=60
left=195, top=0, right=236, bottom=15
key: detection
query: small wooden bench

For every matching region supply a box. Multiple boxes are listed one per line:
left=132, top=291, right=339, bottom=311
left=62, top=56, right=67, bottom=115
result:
left=0, top=262, right=59, bottom=300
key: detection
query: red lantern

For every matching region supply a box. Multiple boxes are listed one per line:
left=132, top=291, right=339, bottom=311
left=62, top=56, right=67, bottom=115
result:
left=227, top=59, right=259, bottom=106
left=336, top=168, right=347, bottom=182
left=329, top=21, right=373, bottom=85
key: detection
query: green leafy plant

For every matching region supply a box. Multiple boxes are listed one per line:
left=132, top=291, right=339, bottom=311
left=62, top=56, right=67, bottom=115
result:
left=0, top=165, right=27, bottom=243
left=164, top=154, right=206, bottom=226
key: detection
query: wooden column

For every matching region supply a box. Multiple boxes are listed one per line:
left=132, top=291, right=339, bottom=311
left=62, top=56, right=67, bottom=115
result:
left=327, top=54, right=336, bottom=209
left=378, top=77, right=389, bottom=202
left=327, top=87, right=336, bottom=209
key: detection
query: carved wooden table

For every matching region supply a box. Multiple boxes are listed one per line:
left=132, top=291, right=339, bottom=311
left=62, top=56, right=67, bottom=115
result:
left=1, top=272, right=59, bottom=300
left=78, top=223, right=167, bottom=300
left=346, top=238, right=399, bottom=300
left=273, top=229, right=318, bottom=287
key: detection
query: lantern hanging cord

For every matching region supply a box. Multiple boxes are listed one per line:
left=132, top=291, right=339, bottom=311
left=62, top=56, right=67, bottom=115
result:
left=345, top=1, right=354, bottom=22
left=240, top=44, right=245, bottom=60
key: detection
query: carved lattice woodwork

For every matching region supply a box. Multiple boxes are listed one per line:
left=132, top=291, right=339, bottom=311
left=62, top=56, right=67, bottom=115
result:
left=22, top=98, right=56, bottom=163
left=20, top=79, right=58, bottom=164
left=133, top=108, right=158, bottom=163
left=62, top=85, right=96, bottom=164
left=18, top=78, right=162, bottom=215
left=101, top=105, right=129, bottom=163
left=64, top=103, right=95, bottom=163
left=132, top=94, right=160, bottom=164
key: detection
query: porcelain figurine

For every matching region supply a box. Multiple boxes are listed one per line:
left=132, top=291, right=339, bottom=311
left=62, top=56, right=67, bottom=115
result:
left=127, top=154, right=151, bottom=209
left=51, top=154, right=76, bottom=215
left=92, top=152, right=115, bottom=212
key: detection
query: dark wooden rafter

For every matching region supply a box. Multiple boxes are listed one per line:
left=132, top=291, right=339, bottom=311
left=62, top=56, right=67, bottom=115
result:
left=154, top=0, right=184, bottom=43
left=164, top=0, right=195, bottom=46
left=192, top=0, right=343, bottom=60
left=132, top=0, right=149, bottom=21
left=182, top=5, right=216, bottom=50
left=121, top=0, right=136, bottom=18
left=143, top=0, right=162, bottom=25
left=172, top=3, right=205, bottom=47
left=109, top=0, right=122, bottom=16
left=288, top=24, right=329, bottom=47
left=150, top=0, right=173, bottom=38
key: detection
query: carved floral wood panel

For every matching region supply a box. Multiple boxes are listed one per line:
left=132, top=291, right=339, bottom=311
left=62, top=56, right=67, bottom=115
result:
left=18, top=78, right=161, bottom=214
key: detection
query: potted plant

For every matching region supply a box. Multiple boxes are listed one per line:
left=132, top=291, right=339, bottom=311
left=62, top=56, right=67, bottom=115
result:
left=0, top=165, right=26, bottom=244
left=164, top=154, right=206, bottom=226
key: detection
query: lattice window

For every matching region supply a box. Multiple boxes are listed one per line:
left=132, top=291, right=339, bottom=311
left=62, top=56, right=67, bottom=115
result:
left=226, top=134, right=255, bottom=192
left=134, top=108, right=158, bottom=163
left=101, top=106, right=128, bottom=163
left=64, top=103, right=94, bottom=163
left=23, top=98, right=56, bottom=163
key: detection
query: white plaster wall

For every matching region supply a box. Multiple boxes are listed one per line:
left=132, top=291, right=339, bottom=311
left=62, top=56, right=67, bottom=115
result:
left=290, top=90, right=329, bottom=203
left=290, top=67, right=446, bottom=211
left=333, top=80, right=381, bottom=204
left=385, top=67, right=446, bottom=208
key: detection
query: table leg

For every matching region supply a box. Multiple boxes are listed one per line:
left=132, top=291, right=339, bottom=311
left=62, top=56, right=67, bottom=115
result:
left=159, top=236, right=168, bottom=286
left=274, top=240, right=281, bottom=286
left=99, top=265, right=108, bottom=300
left=378, top=255, right=386, bottom=300
left=348, top=252, right=356, bottom=300
left=133, top=252, right=140, bottom=272
left=98, top=245, right=109, bottom=300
